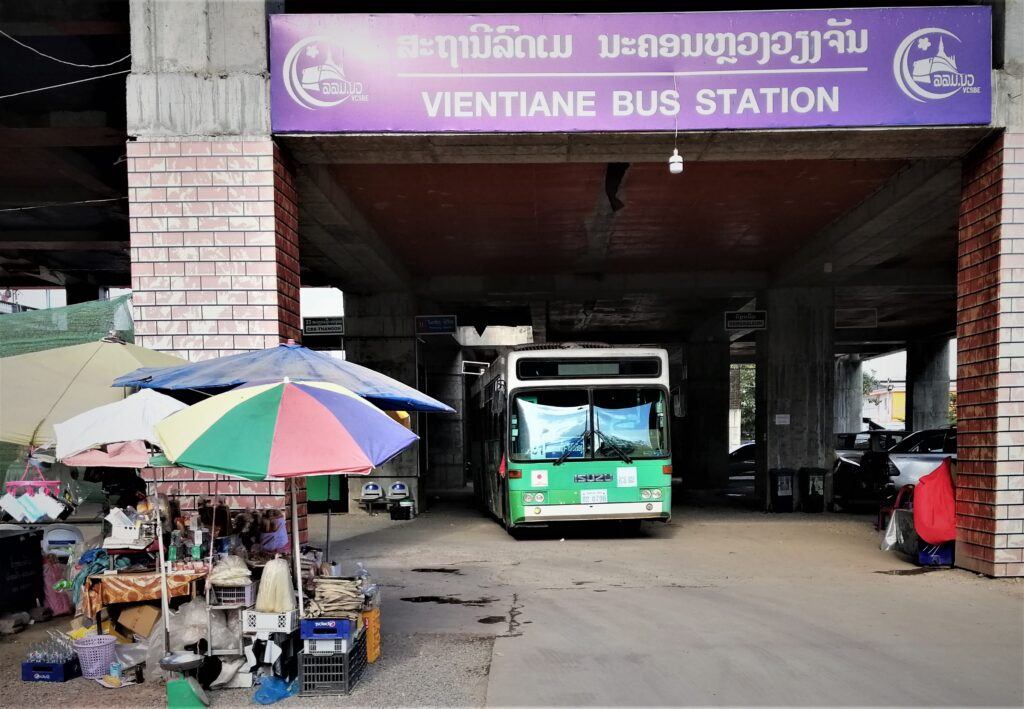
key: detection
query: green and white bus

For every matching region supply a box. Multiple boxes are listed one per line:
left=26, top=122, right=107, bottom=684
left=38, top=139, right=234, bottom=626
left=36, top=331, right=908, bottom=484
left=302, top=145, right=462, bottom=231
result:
left=469, top=344, right=672, bottom=531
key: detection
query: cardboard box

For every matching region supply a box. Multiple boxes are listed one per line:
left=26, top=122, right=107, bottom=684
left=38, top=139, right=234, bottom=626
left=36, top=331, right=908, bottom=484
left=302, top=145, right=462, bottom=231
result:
left=117, top=604, right=161, bottom=639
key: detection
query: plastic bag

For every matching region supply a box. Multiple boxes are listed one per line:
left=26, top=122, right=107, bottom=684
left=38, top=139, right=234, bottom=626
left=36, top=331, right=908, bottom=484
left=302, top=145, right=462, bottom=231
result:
left=253, top=676, right=299, bottom=705
left=42, top=556, right=73, bottom=616
left=913, top=458, right=957, bottom=545
left=209, top=555, right=252, bottom=586
left=115, top=641, right=148, bottom=667
left=881, top=512, right=901, bottom=551
left=255, top=558, right=294, bottom=613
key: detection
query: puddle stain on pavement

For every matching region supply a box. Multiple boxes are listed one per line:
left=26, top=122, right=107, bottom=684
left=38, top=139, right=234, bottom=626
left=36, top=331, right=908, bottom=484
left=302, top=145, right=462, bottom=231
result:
left=401, top=595, right=498, bottom=606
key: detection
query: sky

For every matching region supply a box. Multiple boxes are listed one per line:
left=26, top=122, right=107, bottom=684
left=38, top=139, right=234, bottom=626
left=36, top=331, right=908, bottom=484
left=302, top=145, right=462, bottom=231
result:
left=863, top=338, right=957, bottom=382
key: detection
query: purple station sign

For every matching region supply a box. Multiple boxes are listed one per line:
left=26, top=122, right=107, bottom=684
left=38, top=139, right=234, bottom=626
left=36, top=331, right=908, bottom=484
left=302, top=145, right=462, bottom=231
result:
left=269, top=7, right=991, bottom=133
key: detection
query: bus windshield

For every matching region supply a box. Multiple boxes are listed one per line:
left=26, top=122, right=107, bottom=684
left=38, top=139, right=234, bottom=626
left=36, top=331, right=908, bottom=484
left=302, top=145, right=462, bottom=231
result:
left=510, top=387, right=668, bottom=462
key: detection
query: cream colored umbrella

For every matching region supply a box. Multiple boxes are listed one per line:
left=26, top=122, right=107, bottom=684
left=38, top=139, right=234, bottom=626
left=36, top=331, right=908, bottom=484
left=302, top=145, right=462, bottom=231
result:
left=0, top=336, right=185, bottom=448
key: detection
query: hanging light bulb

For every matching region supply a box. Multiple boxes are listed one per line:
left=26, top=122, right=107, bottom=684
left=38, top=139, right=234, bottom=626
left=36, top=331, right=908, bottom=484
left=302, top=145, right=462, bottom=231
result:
left=669, top=148, right=684, bottom=175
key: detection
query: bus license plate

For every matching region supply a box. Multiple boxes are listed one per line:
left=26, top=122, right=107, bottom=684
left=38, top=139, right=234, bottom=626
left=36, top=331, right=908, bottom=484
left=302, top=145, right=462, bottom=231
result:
left=581, top=489, right=608, bottom=505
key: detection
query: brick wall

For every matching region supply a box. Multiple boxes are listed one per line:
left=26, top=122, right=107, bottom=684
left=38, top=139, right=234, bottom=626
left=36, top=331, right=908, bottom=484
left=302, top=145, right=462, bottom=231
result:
left=127, top=138, right=299, bottom=360
left=139, top=467, right=308, bottom=544
left=956, top=132, right=1024, bottom=577
left=128, top=137, right=306, bottom=541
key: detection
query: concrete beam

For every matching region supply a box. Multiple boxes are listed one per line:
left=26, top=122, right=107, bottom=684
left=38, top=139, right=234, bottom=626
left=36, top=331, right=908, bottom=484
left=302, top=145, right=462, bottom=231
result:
left=774, top=160, right=961, bottom=286
left=0, top=241, right=125, bottom=251
left=416, top=271, right=768, bottom=300
left=297, top=164, right=410, bottom=293
left=279, top=126, right=993, bottom=166
left=19, top=147, right=122, bottom=197
left=0, top=127, right=123, bottom=148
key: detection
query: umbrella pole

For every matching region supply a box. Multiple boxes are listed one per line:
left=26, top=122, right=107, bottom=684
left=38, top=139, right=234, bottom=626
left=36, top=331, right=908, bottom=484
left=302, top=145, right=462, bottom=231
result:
left=325, top=476, right=332, bottom=562
left=291, top=478, right=303, bottom=617
left=152, top=484, right=172, bottom=655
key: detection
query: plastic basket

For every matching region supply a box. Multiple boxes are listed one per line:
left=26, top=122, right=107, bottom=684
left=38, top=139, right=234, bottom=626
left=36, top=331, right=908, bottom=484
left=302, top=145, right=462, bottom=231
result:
left=242, top=609, right=298, bottom=634
left=72, top=635, right=116, bottom=679
left=212, top=582, right=256, bottom=606
left=299, top=631, right=367, bottom=696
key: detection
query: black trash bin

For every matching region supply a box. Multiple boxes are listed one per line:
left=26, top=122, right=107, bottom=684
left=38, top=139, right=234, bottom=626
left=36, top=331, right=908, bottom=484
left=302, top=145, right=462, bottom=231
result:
left=768, top=468, right=795, bottom=513
left=799, top=467, right=826, bottom=513
left=0, top=528, right=43, bottom=612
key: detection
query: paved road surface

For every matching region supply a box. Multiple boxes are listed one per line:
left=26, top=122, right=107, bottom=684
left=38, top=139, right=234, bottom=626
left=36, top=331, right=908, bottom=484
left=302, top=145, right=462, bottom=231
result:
left=2, top=489, right=1021, bottom=707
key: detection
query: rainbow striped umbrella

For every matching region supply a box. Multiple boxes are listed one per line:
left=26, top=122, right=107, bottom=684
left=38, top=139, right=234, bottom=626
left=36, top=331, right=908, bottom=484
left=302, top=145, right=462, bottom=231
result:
left=154, top=380, right=418, bottom=480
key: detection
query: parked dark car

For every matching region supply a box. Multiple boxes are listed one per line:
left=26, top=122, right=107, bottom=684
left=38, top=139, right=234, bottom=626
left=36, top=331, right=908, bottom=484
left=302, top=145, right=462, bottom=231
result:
left=726, top=443, right=756, bottom=498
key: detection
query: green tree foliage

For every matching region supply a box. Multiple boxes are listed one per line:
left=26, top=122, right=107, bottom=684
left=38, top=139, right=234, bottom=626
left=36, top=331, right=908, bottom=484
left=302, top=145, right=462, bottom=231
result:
left=737, top=364, right=755, bottom=441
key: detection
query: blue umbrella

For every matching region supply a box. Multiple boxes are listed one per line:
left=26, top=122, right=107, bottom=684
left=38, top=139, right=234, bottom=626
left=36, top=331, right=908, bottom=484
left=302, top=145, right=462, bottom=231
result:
left=113, top=341, right=454, bottom=413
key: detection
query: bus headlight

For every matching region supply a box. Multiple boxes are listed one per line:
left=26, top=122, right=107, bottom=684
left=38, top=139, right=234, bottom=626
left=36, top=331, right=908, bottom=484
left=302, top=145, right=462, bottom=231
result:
left=640, top=489, right=652, bottom=499
left=534, top=492, right=545, bottom=503
left=652, top=489, right=662, bottom=499
left=524, top=493, right=534, bottom=503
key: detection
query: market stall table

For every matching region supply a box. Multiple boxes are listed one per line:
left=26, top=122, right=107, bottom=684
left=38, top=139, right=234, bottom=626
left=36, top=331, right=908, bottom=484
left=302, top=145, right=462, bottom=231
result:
left=83, top=569, right=206, bottom=632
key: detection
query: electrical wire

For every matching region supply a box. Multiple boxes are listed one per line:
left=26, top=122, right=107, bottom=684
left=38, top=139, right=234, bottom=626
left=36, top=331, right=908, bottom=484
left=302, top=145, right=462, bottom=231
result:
left=0, top=196, right=126, bottom=213
left=0, top=69, right=130, bottom=101
left=0, top=29, right=130, bottom=68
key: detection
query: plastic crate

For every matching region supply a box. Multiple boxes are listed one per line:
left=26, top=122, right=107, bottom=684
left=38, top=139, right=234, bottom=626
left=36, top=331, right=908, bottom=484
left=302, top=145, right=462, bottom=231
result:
left=242, top=609, right=298, bottom=634
left=361, top=608, right=381, bottom=663
left=212, top=582, right=256, bottom=606
left=303, top=638, right=349, bottom=655
left=299, top=631, right=368, bottom=696
left=300, top=617, right=354, bottom=640
left=918, top=541, right=954, bottom=567
left=21, top=658, right=80, bottom=683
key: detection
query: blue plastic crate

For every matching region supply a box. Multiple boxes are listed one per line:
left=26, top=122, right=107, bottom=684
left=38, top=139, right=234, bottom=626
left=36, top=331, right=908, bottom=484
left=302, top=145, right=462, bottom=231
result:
left=21, top=658, right=81, bottom=682
left=918, top=541, right=955, bottom=567
left=300, top=617, right=354, bottom=640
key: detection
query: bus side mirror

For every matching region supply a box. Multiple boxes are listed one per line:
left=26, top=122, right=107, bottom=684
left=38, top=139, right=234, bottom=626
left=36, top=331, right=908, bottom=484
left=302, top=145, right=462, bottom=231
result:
left=672, top=389, right=685, bottom=417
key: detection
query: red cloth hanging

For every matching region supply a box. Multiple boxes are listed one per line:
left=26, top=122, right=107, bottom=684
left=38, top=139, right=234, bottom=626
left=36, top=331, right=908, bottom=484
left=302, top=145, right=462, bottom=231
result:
left=913, top=457, right=957, bottom=545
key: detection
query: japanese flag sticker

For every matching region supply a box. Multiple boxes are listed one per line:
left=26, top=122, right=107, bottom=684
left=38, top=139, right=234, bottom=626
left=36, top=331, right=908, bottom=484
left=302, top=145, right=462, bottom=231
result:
left=531, top=470, right=548, bottom=488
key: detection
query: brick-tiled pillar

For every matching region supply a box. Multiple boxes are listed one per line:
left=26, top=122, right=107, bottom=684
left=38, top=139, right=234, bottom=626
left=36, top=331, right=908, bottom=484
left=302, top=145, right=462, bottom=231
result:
left=128, top=137, right=306, bottom=541
left=127, top=138, right=299, bottom=360
left=956, top=132, right=1024, bottom=577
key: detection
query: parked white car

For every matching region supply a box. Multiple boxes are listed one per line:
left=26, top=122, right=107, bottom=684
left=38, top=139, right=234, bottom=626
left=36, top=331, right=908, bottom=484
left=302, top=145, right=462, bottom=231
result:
left=887, top=427, right=957, bottom=489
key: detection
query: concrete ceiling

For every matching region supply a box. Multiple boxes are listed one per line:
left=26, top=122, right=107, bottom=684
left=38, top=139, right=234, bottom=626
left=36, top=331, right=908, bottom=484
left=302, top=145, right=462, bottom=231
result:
left=0, top=1, right=130, bottom=291
left=286, top=126, right=988, bottom=352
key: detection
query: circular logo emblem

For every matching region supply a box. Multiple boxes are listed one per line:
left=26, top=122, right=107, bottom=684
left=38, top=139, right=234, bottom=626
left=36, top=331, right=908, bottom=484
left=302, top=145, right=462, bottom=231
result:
left=893, top=28, right=974, bottom=103
left=282, top=36, right=365, bottom=111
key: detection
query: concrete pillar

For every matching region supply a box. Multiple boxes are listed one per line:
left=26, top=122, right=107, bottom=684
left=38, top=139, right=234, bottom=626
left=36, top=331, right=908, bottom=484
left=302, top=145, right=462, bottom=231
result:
left=955, top=133, right=1024, bottom=577
left=64, top=284, right=101, bottom=305
left=422, top=344, right=465, bottom=491
left=905, top=340, right=951, bottom=430
left=755, top=288, right=834, bottom=509
left=126, top=0, right=304, bottom=533
left=834, top=354, right=863, bottom=433
left=343, top=293, right=422, bottom=510
left=682, top=341, right=730, bottom=489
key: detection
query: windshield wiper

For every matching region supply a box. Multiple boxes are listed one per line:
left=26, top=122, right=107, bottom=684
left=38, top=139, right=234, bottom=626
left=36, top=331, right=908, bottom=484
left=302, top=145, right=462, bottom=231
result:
left=593, top=429, right=632, bottom=464
left=554, top=430, right=589, bottom=466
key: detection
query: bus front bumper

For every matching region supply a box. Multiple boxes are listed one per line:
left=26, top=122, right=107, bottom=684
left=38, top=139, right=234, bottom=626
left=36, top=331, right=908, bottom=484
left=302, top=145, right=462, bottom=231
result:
left=515, top=501, right=666, bottom=523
